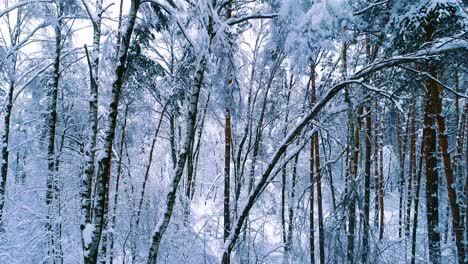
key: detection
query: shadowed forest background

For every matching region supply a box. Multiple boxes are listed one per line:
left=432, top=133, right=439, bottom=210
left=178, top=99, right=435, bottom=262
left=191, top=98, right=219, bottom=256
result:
left=0, top=0, right=467, bottom=263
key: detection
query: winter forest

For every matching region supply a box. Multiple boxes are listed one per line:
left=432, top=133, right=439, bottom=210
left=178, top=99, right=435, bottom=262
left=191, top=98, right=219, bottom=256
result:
left=0, top=0, right=468, bottom=263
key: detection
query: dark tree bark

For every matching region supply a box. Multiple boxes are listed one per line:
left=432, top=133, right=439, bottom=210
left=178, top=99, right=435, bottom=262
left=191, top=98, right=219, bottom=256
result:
left=223, top=78, right=232, bottom=264
left=81, top=0, right=104, bottom=261
left=411, top=107, right=425, bottom=264
left=309, top=138, right=315, bottom=264
left=285, top=153, right=299, bottom=262
left=221, top=40, right=468, bottom=262
left=309, top=61, right=317, bottom=264
left=378, top=115, right=385, bottom=241
left=223, top=5, right=233, bottom=260
left=397, top=111, right=409, bottom=239
left=373, top=100, right=380, bottom=228
left=310, top=61, right=325, bottom=264
left=188, top=94, right=211, bottom=200
left=423, top=83, right=441, bottom=264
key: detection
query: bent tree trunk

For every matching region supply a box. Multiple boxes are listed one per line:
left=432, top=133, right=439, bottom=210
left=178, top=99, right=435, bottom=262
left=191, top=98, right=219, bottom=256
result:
left=83, top=1, right=140, bottom=263
left=147, top=56, right=207, bottom=264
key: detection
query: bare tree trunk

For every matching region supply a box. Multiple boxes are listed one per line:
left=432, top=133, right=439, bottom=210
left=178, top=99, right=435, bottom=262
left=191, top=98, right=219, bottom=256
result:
left=220, top=41, right=466, bottom=262
left=424, top=86, right=441, bottom=264
left=309, top=61, right=325, bottom=264
left=0, top=80, right=15, bottom=229
left=0, top=8, right=21, bottom=223
left=147, top=56, right=207, bottom=264
left=309, top=137, right=315, bottom=264
left=84, top=1, right=140, bottom=262
left=362, top=105, right=371, bottom=264
left=233, top=36, right=260, bottom=219
left=411, top=129, right=425, bottom=264
left=189, top=93, right=211, bottom=200
left=45, top=7, right=63, bottom=262
left=81, top=0, right=104, bottom=261
left=223, top=4, right=233, bottom=261
left=309, top=61, right=317, bottom=264
left=223, top=78, right=232, bottom=264
left=348, top=106, right=361, bottom=264
left=397, top=111, right=409, bottom=239
left=135, top=106, right=167, bottom=228
left=405, top=103, right=416, bottom=238
left=373, top=100, right=380, bottom=228
left=320, top=133, right=337, bottom=212
left=285, top=153, right=299, bottom=262
left=0, top=1, right=25, bottom=230
left=429, top=68, right=466, bottom=264
left=109, top=104, right=129, bottom=264
left=169, top=114, right=177, bottom=169
left=378, top=115, right=385, bottom=241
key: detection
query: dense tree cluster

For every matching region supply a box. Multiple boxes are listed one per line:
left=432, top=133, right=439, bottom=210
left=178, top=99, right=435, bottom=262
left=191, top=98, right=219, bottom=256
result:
left=0, top=0, right=467, bottom=263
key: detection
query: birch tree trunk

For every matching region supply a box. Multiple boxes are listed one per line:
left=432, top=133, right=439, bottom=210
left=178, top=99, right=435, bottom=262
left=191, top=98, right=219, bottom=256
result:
left=83, top=1, right=140, bottom=262
left=45, top=6, right=63, bottom=262
left=147, top=56, right=207, bottom=264
left=81, top=0, right=104, bottom=261
left=411, top=106, right=424, bottom=264
left=281, top=72, right=293, bottom=263
left=109, top=104, right=129, bottom=264
left=405, top=103, right=416, bottom=238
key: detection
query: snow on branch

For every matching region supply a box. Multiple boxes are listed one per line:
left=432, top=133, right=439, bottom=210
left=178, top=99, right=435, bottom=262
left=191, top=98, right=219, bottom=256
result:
left=0, top=0, right=52, bottom=18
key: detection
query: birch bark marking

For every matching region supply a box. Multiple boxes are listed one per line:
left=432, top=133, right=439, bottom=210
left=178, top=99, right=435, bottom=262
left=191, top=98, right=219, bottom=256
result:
left=223, top=4, right=233, bottom=264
